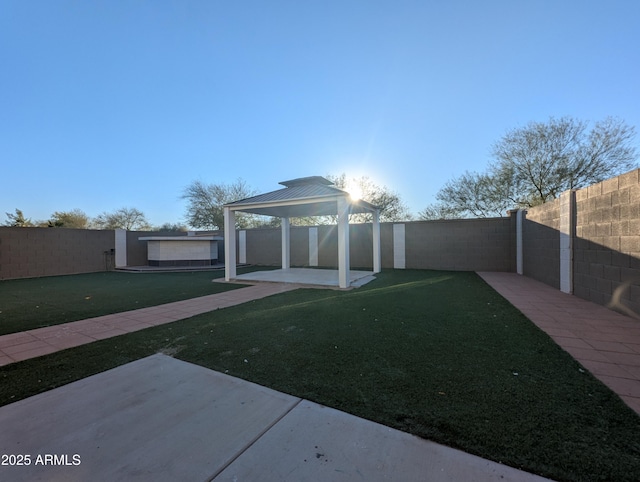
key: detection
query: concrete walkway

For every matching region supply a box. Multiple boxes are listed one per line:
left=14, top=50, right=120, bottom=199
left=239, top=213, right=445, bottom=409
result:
left=0, top=354, right=552, bottom=481
left=479, top=272, right=640, bottom=415
left=0, top=283, right=298, bottom=366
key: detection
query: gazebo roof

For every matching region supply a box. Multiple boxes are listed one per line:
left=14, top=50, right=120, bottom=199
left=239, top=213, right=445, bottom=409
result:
left=224, top=176, right=378, bottom=218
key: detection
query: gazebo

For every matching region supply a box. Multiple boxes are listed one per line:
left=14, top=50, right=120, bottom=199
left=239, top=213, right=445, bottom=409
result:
left=223, top=176, right=381, bottom=288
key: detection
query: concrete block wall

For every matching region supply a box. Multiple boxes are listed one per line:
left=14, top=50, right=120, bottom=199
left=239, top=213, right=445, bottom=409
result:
left=348, top=223, right=373, bottom=268
left=291, top=227, right=310, bottom=267
left=522, top=168, right=640, bottom=316
left=380, top=223, right=395, bottom=269
left=523, top=199, right=561, bottom=289
left=244, top=226, right=340, bottom=267
left=0, top=228, right=204, bottom=279
left=245, top=228, right=283, bottom=266
left=0, top=227, right=114, bottom=280
left=317, top=225, right=338, bottom=267
left=573, top=168, right=640, bottom=315
left=126, top=230, right=155, bottom=267
left=404, top=218, right=514, bottom=271
left=241, top=219, right=514, bottom=272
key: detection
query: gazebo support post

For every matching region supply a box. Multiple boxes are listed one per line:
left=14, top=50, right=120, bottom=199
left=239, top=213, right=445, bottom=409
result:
left=372, top=210, right=381, bottom=273
left=281, top=216, right=290, bottom=270
left=337, top=197, right=350, bottom=288
left=224, top=207, right=236, bottom=281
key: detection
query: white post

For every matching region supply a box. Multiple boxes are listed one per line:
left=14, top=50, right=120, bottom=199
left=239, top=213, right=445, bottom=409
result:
left=516, top=210, right=524, bottom=275
left=372, top=210, right=381, bottom=273
left=239, top=230, right=247, bottom=264
left=393, top=224, right=405, bottom=269
left=281, top=217, right=290, bottom=270
left=337, top=197, right=350, bottom=288
left=559, top=190, right=574, bottom=294
left=115, top=229, right=127, bottom=267
left=308, top=227, right=318, bottom=267
left=224, top=207, right=236, bottom=281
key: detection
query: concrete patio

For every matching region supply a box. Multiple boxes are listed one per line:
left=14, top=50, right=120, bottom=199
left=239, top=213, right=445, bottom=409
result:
left=231, top=267, right=376, bottom=288
left=0, top=354, right=552, bottom=482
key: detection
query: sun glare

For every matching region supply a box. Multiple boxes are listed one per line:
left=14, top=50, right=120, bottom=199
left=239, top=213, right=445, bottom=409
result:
left=346, top=180, right=363, bottom=201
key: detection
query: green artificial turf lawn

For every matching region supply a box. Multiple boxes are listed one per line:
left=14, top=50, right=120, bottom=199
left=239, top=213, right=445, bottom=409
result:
left=0, top=270, right=248, bottom=335
left=0, top=270, right=638, bottom=481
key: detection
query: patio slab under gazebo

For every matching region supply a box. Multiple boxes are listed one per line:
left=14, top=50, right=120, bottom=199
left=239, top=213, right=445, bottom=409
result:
left=232, top=267, right=376, bottom=288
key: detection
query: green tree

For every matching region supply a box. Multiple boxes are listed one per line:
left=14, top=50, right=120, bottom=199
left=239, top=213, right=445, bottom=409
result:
left=47, top=209, right=90, bottom=228
left=92, top=207, right=151, bottom=230
left=3, top=209, right=33, bottom=227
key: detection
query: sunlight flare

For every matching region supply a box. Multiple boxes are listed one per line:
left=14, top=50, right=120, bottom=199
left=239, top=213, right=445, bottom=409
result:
left=345, top=179, right=363, bottom=201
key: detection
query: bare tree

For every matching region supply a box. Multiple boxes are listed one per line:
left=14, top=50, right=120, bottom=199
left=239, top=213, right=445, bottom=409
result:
left=418, top=203, right=464, bottom=221
left=422, top=171, right=513, bottom=219
left=424, top=116, right=638, bottom=218
left=328, top=173, right=413, bottom=223
left=492, top=116, right=637, bottom=207
left=181, top=179, right=257, bottom=230
left=154, top=222, right=189, bottom=232
left=92, top=207, right=151, bottom=230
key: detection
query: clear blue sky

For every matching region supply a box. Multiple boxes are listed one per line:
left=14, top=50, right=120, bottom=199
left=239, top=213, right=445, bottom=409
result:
left=2, top=0, right=639, bottom=227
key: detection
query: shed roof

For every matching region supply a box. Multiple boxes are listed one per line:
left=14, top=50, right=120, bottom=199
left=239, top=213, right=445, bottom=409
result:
left=224, top=176, right=378, bottom=218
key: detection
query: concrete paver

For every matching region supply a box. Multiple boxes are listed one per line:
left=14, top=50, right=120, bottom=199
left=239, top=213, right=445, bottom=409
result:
left=0, top=354, right=553, bottom=482
left=1, top=339, right=50, bottom=356
left=0, top=332, right=38, bottom=349
left=7, top=345, right=58, bottom=362
left=0, top=283, right=298, bottom=366
left=90, top=328, right=129, bottom=340
left=478, top=272, right=640, bottom=415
